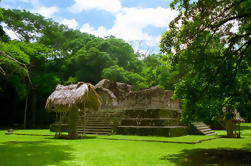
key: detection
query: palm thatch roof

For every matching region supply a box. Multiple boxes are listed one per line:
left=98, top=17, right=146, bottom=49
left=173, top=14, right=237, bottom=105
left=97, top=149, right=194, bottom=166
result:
left=45, top=82, right=101, bottom=112
left=232, top=109, right=245, bottom=123
left=222, top=107, right=245, bottom=123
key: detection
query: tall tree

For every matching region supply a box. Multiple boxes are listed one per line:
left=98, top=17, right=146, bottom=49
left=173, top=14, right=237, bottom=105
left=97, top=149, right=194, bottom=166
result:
left=2, top=9, right=48, bottom=42
left=71, top=46, right=115, bottom=84
left=102, top=65, right=148, bottom=89
left=160, top=0, right=251, bottom=137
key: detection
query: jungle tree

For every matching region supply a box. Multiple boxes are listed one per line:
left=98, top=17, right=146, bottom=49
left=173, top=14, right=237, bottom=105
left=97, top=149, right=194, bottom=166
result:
left=160, top=0, right=251, bottom=137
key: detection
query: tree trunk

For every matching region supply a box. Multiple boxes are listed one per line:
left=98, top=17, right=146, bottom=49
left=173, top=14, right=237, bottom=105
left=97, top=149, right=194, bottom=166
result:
left=23, top=95, right=28, bottom=129
left=225, top=119, right=234, bottom=138
left=31, top=91, right=37, bottom=128
left=67, top=108, right=79, bottom=139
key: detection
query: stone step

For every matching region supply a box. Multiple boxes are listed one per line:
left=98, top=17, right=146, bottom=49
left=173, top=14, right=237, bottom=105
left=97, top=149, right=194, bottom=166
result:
left=192, top=122, right=204, bottom=124
left=192, top=122, right=206, bottom=124
left=202, top=132, right=215, bottom=135
left=192, top=122, right=216, bottom=136
left=85, top=128, right=111, bottom=131
left=86, top=121, right=113, bottom=123
left=121, top=120, right=180, bottom=126
left=196, top=126, right=209, bottom=129
left=82, top=116, right=121, bottom=118
left=202, top=130, right=215, bottom=134
left=86, top=122, right=112, bottom=125
left=85, top=125, right=113, bottom=129
left=201, top=130, right=215, bottom=133
left=87, top=122, right=113, bottom=124
left=123, top=118, right=178, bottom=120
left=200, top=128, right=212, bottom=132
left=85, top=112, right=120, bottom=115
left=85, top=131, right=111, bottom=135
left=193, top=124, right=207, bottom=127
left=77, top=129, right=112, bottom=133
left=118, top=126, right=186, bottom=129
left=85, top=126, right=113, bottom=129
left=86, top=122, right=113, bottom=125
left=86, top=119, right=112, bottom=121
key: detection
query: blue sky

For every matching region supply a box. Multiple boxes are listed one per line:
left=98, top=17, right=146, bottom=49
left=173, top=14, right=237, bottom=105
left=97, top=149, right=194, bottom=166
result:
left=0, top=0, right=178, bottom=53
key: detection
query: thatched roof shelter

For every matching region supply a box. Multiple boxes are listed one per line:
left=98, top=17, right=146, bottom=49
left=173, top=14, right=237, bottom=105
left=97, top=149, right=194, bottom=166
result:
left=46, top=82, right=101, bottom=112
left=232, top=109, right=245, bottom=123
left=222, top=107, right=245, bottom=123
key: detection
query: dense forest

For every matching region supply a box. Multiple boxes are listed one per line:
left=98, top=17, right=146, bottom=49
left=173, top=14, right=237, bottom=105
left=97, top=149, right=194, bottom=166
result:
left=0, top=8, right=174, bottom=128
left=0, top=0, right=250, bottom=131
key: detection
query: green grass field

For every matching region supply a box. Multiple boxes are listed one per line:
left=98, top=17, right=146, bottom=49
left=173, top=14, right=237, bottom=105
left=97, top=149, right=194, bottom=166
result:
left=0, top=123, right=251, bottom=166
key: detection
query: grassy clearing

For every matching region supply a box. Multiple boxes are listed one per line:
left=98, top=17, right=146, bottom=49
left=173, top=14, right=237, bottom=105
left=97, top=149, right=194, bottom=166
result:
left=0, top=123, right=251, bottom=166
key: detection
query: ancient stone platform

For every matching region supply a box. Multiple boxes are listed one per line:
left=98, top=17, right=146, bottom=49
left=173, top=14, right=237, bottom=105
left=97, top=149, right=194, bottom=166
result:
left=90, top=79, right=187, bottom=136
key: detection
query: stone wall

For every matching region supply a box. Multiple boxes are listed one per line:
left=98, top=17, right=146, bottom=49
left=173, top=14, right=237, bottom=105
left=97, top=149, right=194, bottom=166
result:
left=95, top=79, right=180, bottom=111
left=122, top=87, right=180, bottom=110
left=93, top=79, right=186, bottom=136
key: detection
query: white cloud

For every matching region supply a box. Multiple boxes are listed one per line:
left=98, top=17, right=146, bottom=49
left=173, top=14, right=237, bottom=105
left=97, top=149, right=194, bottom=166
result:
left=230, top=20, right=239, bottom=33
left=80, top=23, right=109, bottom=37
left=20, top=0, right=40, bottom=8
left=6, top=0, right=60, bottom=18
left=2, top=24, right=20, bottom=40
left=109, top=7, right=178, bottom=41
left=68, top=0, right=122, bottom=14
left=34, top=6, right=59, bottom=18
left=61, top=19, right=78, bottom=29
left=80, top=7, right=178, bottom=52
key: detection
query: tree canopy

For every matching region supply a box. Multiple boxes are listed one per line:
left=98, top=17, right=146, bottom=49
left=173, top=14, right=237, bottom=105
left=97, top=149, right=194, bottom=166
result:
left=160, top=0, right=250, bottom=137
left=0, top=8, right=163, bottom=128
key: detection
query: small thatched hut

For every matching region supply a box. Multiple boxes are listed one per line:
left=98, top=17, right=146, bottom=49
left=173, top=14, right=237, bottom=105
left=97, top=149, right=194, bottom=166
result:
left=46, top=82, right=101, bottom=138
left=222, top=107, right=245, bottom=138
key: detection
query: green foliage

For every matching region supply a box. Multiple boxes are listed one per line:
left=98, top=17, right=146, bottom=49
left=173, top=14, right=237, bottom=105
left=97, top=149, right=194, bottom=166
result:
left=72, top=46, right=115, bottom=83
left=2, top=8, right=48, bottom=41
left=7, top=75, right=28, bottom=100
left=64, top=76, right=77, bottom=85
left=102, top=65, right=129, bottom=82
left=0, top=41, right=30, bottom=77
left=98, top=36, right=135, bottom=69
left=0, top=7, right=3, bottom=20
left=32, top=73, right=61, bottom=96
left=141, top=54, right=176, bottom=90
left=102, top=65, right=148, bottom=89
left=160, top=0, right=251, bottom=124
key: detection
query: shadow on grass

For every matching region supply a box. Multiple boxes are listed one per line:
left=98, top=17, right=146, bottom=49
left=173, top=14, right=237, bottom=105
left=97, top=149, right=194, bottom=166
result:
left=0, top=141, right=73, bottom=166
left=241, top=125, right=251, bottom=130
left=244, top=144, right=251, bottom=151
left=47, top=135, right=97, bottom=140
left=161, top=148, right=251, bottom=166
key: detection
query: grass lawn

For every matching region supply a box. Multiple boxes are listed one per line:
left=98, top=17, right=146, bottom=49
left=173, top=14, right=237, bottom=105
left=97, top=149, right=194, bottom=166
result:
left=0, top=123, right=251, bottom=166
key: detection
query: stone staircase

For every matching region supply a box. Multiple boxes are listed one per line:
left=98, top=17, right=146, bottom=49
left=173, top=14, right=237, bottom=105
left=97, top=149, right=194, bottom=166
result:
left=192, top=122, right=216, bottom=136
left=76, top=109, right=188, bottom=137
left=76, top=115, right=85, bottom=135
left=76, top=110, right=123, bottom=135
left=118, top=109, right=187, bottom=137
